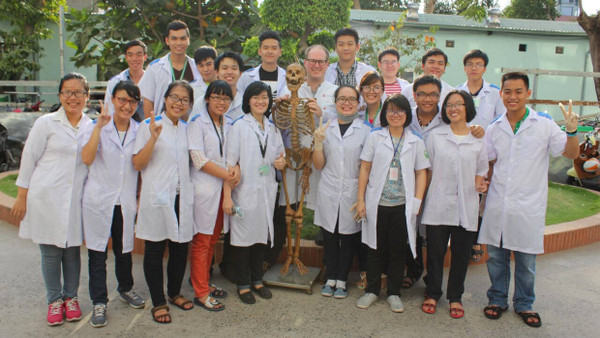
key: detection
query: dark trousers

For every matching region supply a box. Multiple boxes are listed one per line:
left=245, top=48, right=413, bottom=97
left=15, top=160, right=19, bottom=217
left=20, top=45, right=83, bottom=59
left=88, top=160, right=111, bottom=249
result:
left=219, top=232, right=236, bottom=283
left=425, top=225, right=475, bottom=303
left=366, top=205, right=407, bottom=297
left=142, top=195, right=190, bottom=307
left=264, top=201, right=296, bottom=266
left=88, top=206, right=134, bottom=305
left=405, top=234, right=424, bottom=279
left=323, top=222, right=360, bottom=282
left=233, top=243, right=267, bottom=289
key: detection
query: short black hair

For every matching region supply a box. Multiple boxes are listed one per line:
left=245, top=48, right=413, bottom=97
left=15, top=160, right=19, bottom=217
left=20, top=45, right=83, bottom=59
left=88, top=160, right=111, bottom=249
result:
left=59, top=72, right=89, bottom=94
left=502, top=72, right=529, bottom=89
left=215, top=51, right=244, bottom=71
left=242, top=81, right=273, bottom=118
left=259, top=30, right=282, bottom=48
left=412, top=75, right=441, bottom=93
left=112, top=80, right=141, bottom=102
left=380, top=94, right=412, bottom=128
left=334, top=85, right=360, bottom=100
left=194, top=46, right=218, bottom=64
left=359, top=71, right=384, bottom=89
left=124, top=40, right=147, bottom=55
left=378, top=48, right=400, bottom=62
left=162, top=80, right=194, bottom=113
left=421, top=47, right=448, bottom=66
left=204, top=80, right=233, bottom=101
left=441, top=90, right=477, bottom=124
left=463, top=49, right=489, bottom=67
left=166, top=20, right=190, bottom=38
left=334, top=27, right=359, bottom=44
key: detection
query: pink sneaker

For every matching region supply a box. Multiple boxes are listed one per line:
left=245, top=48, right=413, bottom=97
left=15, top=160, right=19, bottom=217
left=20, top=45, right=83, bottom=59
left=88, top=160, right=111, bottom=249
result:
left=64, top=297, right=82, bottom=322
left=47, top=299, right=64, bottom=326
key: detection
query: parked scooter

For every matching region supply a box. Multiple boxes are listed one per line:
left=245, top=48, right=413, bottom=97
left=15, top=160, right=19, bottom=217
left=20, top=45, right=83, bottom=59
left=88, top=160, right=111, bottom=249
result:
left=566, top=117, right=600, bottom=190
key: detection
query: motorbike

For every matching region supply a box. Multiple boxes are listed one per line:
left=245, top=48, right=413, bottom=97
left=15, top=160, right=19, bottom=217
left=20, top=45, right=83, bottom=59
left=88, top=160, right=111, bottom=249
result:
left=566, top=117, right=600, bottom=190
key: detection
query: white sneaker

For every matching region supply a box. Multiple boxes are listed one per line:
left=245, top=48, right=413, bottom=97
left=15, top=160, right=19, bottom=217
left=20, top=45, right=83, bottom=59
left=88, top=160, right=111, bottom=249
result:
left=387, top=295, right=405, bottom=313
left=357, top=293, right=378, bottom=309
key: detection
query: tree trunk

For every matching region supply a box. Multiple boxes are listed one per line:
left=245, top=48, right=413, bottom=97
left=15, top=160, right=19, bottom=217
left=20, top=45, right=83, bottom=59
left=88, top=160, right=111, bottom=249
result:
left=578, top=7, right=600, bottom=102
left=297, top=26, right=313, bottom=57
left=425, top=0, right=437, bottom=14
left=352, top=0, right=360, bottom=10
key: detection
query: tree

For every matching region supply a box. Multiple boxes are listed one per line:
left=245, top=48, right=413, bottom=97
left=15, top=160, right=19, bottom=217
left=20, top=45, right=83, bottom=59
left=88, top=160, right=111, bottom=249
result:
left=454, top=0, right=498, bottom=20
left=358, top=0, right=412, bottom=12
left=0, top=0, right=65, bottom=85
left=434, top=1, right=457, bottom=14
left=67, top=0, right=260, bottom=80
left=578, top=2, right=600, bottom=101
left=260, top=0, right=352, bottom=55
left=504, top=0, right=560, bottom=20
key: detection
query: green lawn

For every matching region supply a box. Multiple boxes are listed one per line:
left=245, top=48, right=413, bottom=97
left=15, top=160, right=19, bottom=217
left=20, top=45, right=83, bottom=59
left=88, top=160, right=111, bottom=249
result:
left=1, top=173, right=597, bottom=237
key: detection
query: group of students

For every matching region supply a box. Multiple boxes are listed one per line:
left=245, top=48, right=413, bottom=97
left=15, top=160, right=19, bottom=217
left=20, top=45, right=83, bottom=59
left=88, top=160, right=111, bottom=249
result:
left=11, top=20, right=581, bottom=329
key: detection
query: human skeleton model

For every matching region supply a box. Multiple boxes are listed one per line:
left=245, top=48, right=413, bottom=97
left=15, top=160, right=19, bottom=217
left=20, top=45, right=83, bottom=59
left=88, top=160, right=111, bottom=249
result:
left=273, top=63, right=314, bottom=275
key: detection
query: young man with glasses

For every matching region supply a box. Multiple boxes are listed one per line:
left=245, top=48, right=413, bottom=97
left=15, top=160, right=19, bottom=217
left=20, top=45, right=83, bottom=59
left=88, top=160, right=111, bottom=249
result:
left=237, top=31, right=286, bottom=98
left=377, top=48, right=410, bottom=98
left=325, top=28, right=376, bottom=87
left=402, top=48, right=453, bottom=109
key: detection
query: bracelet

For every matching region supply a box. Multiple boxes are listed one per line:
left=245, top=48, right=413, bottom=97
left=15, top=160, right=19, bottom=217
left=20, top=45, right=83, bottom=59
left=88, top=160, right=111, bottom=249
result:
left=566, top=130, right=578, bottom=137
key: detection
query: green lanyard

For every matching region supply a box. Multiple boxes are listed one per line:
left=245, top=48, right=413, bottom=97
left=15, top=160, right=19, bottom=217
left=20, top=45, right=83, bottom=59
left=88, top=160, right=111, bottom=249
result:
left=365, top=104, right=382, bottom=125
left=169, top=55, right=188, bottom=82
left=513, top=108, right=529, bottom=134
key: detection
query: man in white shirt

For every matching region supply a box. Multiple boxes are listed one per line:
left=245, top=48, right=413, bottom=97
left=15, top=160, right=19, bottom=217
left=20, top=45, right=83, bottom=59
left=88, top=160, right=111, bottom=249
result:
left=480, top=72, right=579, bottom=327
left=401, top=48, right=453, bottom=109
left=325, top=28, right=376, bottom=87
left=104, top=40, right=147, bottom=121
left=377, top=48, right=410, bottom=98
left=237, top=31, right=286, bottom=98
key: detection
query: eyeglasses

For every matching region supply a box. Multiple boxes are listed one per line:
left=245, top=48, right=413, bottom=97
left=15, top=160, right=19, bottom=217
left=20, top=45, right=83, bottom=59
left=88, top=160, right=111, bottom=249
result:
left=115, top=97, right=139, bottom=106
left=60, top=90, right=88, bottom=98
left=168, top=94, right=191, bottom=106
left=465, top=62, right=485, bottom=69
left=210, top=95, right=232, bottom=104
left=380, top=60, right=398, bottom=66
left=386, top=110, right=406, bottom=116
left=361, top=85, right=383, bottom=93
left=305, top=59, right=328, bottom=66
left=416, top=92, right=440, bottom=99
left=335, top=97, right=359, bottom=104
left=445, top=103, right=466, bottom=110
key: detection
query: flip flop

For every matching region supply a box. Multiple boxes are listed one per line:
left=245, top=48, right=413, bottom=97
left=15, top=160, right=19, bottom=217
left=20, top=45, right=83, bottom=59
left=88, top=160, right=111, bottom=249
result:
left=194, top=297, right=225, bottom=312
left=421, top=298, right=437, bottom=314
left=209, top=284, right=228, bottom=299
left=401, top=276, right=416, bottom=289
left=517, top=311, right=542, bottom=328
left=470, top=247, right=484, bottom=262
left=450, top=302, right=464, bottom=319
left=168, top=295, right=194, bottom=311
left=483, top=305, right=508, bottom=319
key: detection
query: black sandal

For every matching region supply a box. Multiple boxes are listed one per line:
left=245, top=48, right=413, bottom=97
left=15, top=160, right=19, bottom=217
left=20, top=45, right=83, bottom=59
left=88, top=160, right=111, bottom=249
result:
left=470, top=246, right=484, bottom=262
left=168, top=295, right=194, bottom=311
left=401, top=276, right=416, bottom=289
left=209, top=284, right=228, bottom=299
left=517, top=311, right=542, bottom=327
left=251, top=285, right=272, bottom=299
left=483, top=305, right=508, bottom=319
left=238, top=290, right=256, bottom=304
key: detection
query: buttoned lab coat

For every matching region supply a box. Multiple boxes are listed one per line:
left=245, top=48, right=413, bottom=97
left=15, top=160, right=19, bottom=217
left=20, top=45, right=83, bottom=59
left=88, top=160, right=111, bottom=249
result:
left=360, top=128, right=430, bottom=257
left=226, top=114, right=285, bottom=247
left=237, top=64, right=287, bottom=98
left=139, top=53, right=202, bottom=115
left=421, top=124, right=488, bottom=231
left=133, top=114, right=194, bottom=243
left=314, top=118, right=370, bottom=235
left=81, top=118, right=139, bottom=253
left=279, top=80, right=338, bottom=122
left=191, top=91, right=243, bottom=121
left=325, top=61, right=376, bottom=87
left=479, top=110, right=566, bottom=255
left=401, top=79, right=453, bottom=110
left=455, top=80, right=506, bottom=128
left=188, top=112, right=232, bottom=235
left=17, top=108, right=90, bottom=248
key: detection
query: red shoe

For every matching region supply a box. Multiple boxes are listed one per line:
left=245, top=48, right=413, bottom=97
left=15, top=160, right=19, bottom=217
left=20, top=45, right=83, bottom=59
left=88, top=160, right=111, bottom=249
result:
left=47, top=299, right=64, bottom=326
left=64, top=297, right=82, bottom=322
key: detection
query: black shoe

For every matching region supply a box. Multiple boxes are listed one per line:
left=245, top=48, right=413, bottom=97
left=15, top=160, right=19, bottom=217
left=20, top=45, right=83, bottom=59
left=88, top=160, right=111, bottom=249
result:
left=238, top=290, right=256, bottom=304
left=251, top=285, right=272, bottom=299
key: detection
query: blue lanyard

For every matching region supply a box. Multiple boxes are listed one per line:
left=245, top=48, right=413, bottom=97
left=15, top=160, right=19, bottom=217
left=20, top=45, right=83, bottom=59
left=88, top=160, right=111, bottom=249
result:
left=389, top=128, right=405, bottom=160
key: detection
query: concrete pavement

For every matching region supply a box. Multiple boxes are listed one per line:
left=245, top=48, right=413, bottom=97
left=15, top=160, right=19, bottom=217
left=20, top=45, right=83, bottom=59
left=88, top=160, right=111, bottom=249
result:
left=1, top=220, right=599, bottom=337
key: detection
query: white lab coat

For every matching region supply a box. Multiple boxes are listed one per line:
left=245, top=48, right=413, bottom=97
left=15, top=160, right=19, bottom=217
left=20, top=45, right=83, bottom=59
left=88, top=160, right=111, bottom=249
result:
left=401, top=79, right=453, bottom=110
left=188, top=111, right=232, bottom=235
left=190, top=79, right=208, bottom=112
left=314, top=118, right=370, bottom=234
left=455, top=80, right=506, bottom=128
left=479, top=109, right=566, bottom=254
left=133, top=114, right=194, bottom=243
left=139, top=53, right=202, bottom=115
left=191, top=90, right=243, bottom=121
left=17, top=108, right=90, bottom=248
left=226, top=114, right=285, bottom=247
left=421, top=124, right=488, bottom=231
left=81, top=118, right=139, bottom=252
left=360, top=128, right=430, bottom=257
left=407, top=106, right=444, bottom=142
left=325, top=61, right=376, bottom=87
left=237, top=64, right=287, bottom=98
left=357, top=97, right=386, bottom=129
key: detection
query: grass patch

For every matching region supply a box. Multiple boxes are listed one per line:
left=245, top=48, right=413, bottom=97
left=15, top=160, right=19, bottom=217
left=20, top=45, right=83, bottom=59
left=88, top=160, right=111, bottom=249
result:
left=546, top=182, right=600, bottom=225
left=0, top=174, right=17, bottom=198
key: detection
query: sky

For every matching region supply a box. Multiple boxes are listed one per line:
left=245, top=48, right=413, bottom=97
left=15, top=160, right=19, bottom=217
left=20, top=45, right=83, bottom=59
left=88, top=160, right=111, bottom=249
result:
left=496, top=0, right=600, bottom=14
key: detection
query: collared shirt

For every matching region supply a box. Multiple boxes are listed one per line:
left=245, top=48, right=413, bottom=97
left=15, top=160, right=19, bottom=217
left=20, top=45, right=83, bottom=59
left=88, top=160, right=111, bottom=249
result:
left=456, top=79, right=506, bottom=128
left=104, top=69, right=145, bottom=120
left=407, top=106, right=444, bottom=142
left=325, top=61, right=376, bottom=88
left=335, top=61, right=358, bottom=87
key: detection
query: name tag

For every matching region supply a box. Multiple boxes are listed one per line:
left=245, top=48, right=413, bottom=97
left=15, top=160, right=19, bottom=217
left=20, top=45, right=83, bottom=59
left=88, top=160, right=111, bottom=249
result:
left=473, top=97, right=480, bottom=108
left=259, top=164, right=270, bottom=176
left=389, top=167, right=399, bottom=181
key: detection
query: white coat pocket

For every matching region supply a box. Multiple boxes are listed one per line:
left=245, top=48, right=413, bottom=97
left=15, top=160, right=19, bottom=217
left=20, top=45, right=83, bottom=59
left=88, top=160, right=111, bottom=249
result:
left=151, top=182, right=171, bottom=206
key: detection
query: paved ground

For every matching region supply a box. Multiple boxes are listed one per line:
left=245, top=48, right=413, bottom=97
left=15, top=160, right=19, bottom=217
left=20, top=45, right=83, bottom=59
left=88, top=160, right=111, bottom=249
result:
left=1, top=220, right=599, bottom=338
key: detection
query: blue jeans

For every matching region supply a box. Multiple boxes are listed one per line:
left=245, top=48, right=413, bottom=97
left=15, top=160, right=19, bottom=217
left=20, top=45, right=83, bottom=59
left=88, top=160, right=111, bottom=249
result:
left=39, top=244, right=81, bottom=304
left=486, top=244, right=536, bottom=313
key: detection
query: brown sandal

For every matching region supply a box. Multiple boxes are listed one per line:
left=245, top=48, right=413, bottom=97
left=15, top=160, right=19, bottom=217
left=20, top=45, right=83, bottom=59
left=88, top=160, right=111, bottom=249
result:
left=168, top=295, right=194, bottom=311
left=151, top=305, right=171, bottom=324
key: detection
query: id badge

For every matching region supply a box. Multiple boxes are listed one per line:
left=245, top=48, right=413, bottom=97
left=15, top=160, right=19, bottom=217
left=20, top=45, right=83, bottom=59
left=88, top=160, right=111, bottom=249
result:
left=473, top=97, right=480, bottom=108
left=259, top=164, right=270, bottom=176
left=389, top=167, right=399, bottom=181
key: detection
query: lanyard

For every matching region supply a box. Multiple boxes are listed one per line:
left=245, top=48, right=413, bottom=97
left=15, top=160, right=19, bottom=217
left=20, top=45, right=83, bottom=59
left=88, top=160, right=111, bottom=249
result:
left=254, top=131, right=268, bottom=159
left=210, top=116, right=224, bottom=158
left=513, top=108, right=529, bottom=134
left=113, top=121, right=128, bottom=146
left=389, top=128, right=405, bottom=160
left=169, top=55, right=188, bottom=82
left=365, top=104, right=382, bottom=125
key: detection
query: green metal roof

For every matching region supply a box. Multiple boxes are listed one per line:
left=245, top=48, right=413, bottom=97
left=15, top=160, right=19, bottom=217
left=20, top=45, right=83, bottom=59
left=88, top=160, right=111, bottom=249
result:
left=350, top=9, right=587, bottom=36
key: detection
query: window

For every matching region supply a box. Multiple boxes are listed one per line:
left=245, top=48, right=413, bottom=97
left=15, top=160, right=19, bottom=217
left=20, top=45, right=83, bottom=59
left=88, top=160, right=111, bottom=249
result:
left=518, top=44, right=527, bottom=52
left=445, top=40, right=455, bottom=48
left=555, top=46, right=564, bottom=54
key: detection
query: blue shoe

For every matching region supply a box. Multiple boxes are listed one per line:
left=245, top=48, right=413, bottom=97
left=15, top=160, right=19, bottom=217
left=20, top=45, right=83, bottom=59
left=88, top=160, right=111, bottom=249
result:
left=334, top=288, right=348, bottom=299
left=321, top=285, right=335, bottom=297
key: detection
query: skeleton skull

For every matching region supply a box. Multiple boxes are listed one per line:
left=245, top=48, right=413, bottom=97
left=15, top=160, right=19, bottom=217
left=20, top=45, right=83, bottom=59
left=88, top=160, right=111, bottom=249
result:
left=286, top=63, right=306, bottom=92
